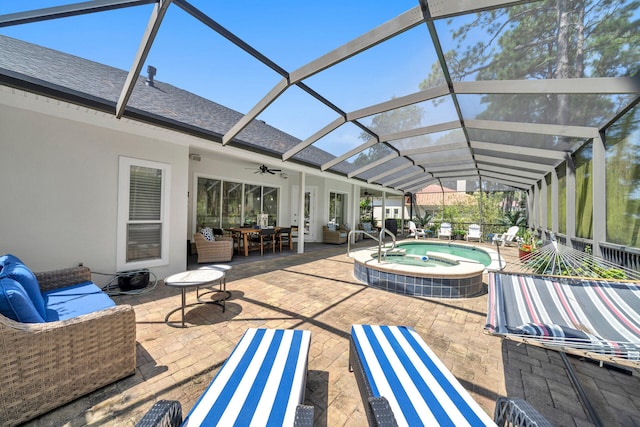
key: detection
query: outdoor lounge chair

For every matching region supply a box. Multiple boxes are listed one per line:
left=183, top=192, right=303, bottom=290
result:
left=485, top=272, right=640, bottom=369
left=349, top=324, right=496, bottom=426
left=495, top=226, right=519, bottom=247
left=467, top=224, right=482, bottom=242
left=137, top=328, right=313, bottom=427
left=437, top=222, right=452, bottom=240
left=408, top=220, right=417, bottom=237
left=349, top=324, right=551, bottom=427
left=408, top=221, right=427, bottom=239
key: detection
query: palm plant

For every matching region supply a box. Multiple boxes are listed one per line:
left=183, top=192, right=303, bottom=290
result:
left=413, top=211, right=432, bottom=228
left=498, top=211, right=527, bottom=228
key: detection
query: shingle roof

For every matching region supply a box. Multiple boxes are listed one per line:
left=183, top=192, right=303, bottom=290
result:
left=0, top=35, right=352, bottom=175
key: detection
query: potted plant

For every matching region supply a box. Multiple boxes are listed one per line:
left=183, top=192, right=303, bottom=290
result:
left=454, top=229, right=466, bottom=240
left=518, top=229, right=537, bottom=260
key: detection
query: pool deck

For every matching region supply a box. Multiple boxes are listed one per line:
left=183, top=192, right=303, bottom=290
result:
left=22, top=239, right=640, bottom=426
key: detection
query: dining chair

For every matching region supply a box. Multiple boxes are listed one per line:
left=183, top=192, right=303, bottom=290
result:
left=277, top=227, right=293, bottom=252
left=251, top=228, right=276, bottom=255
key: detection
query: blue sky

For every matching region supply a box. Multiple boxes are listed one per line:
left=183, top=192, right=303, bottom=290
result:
left=0, top=1, right=439, bottom=153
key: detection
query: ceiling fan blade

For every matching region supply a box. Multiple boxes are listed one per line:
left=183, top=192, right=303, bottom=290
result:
left=268, top=170, right=275, bottom=174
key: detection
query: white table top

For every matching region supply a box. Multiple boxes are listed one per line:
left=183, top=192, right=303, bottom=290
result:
left=164, top=269, right=224, bottom=288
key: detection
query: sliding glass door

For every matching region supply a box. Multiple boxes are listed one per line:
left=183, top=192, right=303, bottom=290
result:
left=195, top=176, right=279, bottom=231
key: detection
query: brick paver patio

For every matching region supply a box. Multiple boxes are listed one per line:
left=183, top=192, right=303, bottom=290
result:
left=22, top=240, right=640, bottom=426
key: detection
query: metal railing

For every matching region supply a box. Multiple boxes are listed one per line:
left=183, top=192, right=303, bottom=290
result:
left=347, top=228, right=396, bottom=263
left=377, top=228, right=396, bottom=262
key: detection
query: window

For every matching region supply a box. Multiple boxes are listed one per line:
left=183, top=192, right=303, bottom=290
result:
left=117, top=157, right=170, bottom=271
left=329, top=192, right=346, bottom=224
left=262, top=186, right=279, bottom=226
left=199, top=177, right=279, bottom=229
left=244, top=184, right=262, bottom=225
left=196, top=177, right=221, bottom=229
left=222, top=181, right=243, bottom=228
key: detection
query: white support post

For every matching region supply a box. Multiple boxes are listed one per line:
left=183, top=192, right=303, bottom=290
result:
left=297, top=172, right=305, bottom=254
left=565, top=154, right=576, bottom=248
left=540, top=175, right=548, bottom=236
left=592, top=133, right=606, bottom=257
left=551, top=167, right=559, bottom=236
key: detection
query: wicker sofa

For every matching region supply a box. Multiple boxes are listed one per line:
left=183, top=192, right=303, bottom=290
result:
left=193, top=233, right=234, bottom=263
left=0, top=255, right=136, bottom=426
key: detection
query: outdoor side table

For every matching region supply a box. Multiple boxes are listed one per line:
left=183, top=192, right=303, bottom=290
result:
left=197, top=265, right=232, bottom=310
left=164, top=269, right=225, bottom=328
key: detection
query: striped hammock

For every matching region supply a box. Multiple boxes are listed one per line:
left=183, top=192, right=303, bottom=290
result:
left=486, top=273, right=640, bottom=368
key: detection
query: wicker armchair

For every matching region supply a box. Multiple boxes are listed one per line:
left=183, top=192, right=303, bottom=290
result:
left=193, top=233, right=234, bottom=263
left=0, top=266, right=136, bottom=426
left=322, top=225, right=348, bottom=244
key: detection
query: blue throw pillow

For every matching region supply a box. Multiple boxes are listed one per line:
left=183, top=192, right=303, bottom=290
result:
left=362, top=222, right=372, bottom=232
left=0, top=254, right=24, bottom=265
left=0, top=277, right=45, bottom=323
left=0, top=261, right=46, bottom=319
left=327, top=223, right=336, bottom=232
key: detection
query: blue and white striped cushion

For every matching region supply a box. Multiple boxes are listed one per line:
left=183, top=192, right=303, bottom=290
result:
left=183, top=328, right=311, bottom=426
left=351, top=324, right=496, bottom=427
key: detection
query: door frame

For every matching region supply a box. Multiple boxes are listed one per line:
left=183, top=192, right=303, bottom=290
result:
left=291, top=185, right=317, bottom=242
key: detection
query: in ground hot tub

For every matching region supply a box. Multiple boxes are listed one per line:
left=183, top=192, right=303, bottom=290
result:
left=351, top=241, right=502, bottom=298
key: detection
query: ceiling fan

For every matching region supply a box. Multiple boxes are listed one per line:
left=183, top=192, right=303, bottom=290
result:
left=251, top=164, right=282, bottom=175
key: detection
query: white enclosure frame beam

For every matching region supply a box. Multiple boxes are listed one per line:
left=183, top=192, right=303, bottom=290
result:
left=466, top=119, right=599, bottom=139
left=368, top=163, right=414, bottom=184
left=453, top=76, right=640, bottom=94
left=474, top=155, right=556, bottom=173
left=289, top=7, right=424, bottom=84
left=382, top=169, right=425, bottom=187
left=283, top=117, right=345, bottom=161
left=477, top=163, right=544, bottom=180
left=116, top=0, right=171, bottom=118
left=347, top=154, right=397, bottom=178
left=470, top=141, right=568, bottom=160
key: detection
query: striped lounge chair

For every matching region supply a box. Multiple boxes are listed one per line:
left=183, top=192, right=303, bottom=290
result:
left=137, top=328, right=313, bottom=427
left=486, top=272, right=640, bottom=369
left=349, top=324, right=496, bottom=426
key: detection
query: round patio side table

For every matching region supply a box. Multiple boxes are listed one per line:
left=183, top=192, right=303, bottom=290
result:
left=164, top=269, right=225, bottom=328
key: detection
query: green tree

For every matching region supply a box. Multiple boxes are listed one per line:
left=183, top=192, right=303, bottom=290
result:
left=423, top=0, right=639, bottom=140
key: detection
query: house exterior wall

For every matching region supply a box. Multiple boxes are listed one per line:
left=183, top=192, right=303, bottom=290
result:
left=187, top=153, right=292, bottom=235
left=0, top=88, right=189, bottom=284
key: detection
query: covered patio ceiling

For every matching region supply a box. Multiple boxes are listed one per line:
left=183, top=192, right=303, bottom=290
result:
left=1, top=0, right=638, bottom=194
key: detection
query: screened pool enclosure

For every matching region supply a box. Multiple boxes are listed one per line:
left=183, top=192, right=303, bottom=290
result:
left=0, top=0, right=638, bottom=264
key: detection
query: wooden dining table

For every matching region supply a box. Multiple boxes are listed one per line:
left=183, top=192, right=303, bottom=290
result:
left=228, top=227, right=259, bottom=256
left=228, top=226, right=298, bottom=256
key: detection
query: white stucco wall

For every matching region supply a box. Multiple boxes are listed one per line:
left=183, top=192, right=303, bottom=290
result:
left=0, top=88, right=189, bottom=283
left=1, top=85, right=401, bottom=281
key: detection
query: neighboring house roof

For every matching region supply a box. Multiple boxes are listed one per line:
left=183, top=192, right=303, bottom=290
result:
left=414, top=184, right=472, bottom=207
left=0, top=35, right=350, bottom=175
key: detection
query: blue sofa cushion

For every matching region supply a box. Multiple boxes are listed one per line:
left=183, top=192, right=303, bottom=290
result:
left=0, top=261, right=46, bottom=319
left=43, top=281, right=115, bottom=321
left=0, top=277, right=45, bottom=323
left=0, top=254, right=24, bottom=266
